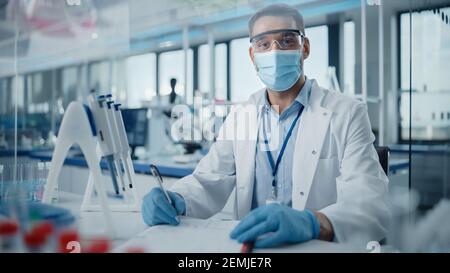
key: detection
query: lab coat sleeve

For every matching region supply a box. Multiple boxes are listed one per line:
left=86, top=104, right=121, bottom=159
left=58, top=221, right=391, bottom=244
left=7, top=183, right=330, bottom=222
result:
left=319, top=102, right=390, bottom=244
left=170, top=111, right=237, bottom=219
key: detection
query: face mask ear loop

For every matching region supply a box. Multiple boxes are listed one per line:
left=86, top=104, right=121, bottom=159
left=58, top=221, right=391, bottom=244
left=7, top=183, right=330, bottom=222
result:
left=298, top=39, right=305, bottom=76
left=253, top=51, right=259, bottom=72
left=299, top=36, right=305, bottom=55
left=299, top=35, right=308, bottom=60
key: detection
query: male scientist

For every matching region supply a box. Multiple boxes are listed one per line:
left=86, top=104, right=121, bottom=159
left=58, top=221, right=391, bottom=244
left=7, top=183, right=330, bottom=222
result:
left=142, top=4, right=389, bottom=248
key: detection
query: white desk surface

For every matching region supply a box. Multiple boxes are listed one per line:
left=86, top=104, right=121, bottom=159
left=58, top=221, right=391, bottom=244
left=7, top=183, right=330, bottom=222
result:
left=57, top=192, right=364, bottom=253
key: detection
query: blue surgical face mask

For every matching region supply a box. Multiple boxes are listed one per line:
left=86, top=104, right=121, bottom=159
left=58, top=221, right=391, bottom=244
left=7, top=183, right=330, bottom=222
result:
left=254, top=50, right=303, bottom=92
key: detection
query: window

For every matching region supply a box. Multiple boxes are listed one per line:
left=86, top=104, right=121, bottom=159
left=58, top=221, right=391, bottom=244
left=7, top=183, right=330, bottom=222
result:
left=89, top=61, right=110, bottom=93
left=230, top=37, right=264, bottom=102
left=343, top=21, right=355, bottom=95
left=75, top=64, right=89, bottom=103
left=0, top=77, right=20, bottom=114
left=8, top=76, right=25, bottom=113
left=400, top=8, right=450, bottom=141
left=62, top=66, right=79, bottom=109
left=15, top=76, right=25, bottom=110
left=126, top=53, right=156, bottom=108
left=304, top=25, right=329, bottom=88
left=0, top=76, right=27, bottom=145
left=199, top=43, right=228, bottom=100
left=0, top=78, right=7, bottom=114
left=159, top=49, right=194, bottom=104
left=28, top=72, right=50, bottom=113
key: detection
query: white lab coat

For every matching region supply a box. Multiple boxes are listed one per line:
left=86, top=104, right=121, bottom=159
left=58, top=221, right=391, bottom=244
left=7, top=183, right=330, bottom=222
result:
left=171, top=80, right=390, bottom=244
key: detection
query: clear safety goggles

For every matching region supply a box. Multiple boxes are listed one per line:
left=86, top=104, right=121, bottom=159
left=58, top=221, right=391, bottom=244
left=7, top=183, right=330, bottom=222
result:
left=250, top=29, right=305, bottom=53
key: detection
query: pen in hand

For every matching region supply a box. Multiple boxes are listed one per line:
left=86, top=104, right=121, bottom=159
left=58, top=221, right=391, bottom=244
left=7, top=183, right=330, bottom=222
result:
left=149, top=164, right=179, bottom=222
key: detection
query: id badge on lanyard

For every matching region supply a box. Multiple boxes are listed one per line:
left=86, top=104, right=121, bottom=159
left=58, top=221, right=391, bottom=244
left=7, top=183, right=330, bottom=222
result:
left=266, top=187, right=281, bottom=205
left=262, top=104, right=304, bottom=205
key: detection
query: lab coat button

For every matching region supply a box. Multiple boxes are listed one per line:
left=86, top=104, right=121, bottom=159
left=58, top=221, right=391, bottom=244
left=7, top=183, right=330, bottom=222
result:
left=323, top=112, right=328, bottom=116
left=300, top=191, right=304, bottom=196
left=312, top=150, right=317, bottom=155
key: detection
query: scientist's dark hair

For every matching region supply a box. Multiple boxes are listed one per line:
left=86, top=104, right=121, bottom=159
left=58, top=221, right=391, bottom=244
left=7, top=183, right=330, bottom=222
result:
left=248, top=4, right=305, bottom=37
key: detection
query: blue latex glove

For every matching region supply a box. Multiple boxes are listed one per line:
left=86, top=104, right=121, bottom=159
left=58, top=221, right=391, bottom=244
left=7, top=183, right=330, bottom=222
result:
left=142, top=188, right=186, bottom=226
left=230, top=203, right=320, bottom=248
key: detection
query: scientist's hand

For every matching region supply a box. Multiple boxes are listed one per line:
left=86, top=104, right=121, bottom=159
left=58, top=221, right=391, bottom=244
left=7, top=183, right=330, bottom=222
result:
left=230, top=203, right=320, bottom=248
left=142, top=188, right=186, bottom=226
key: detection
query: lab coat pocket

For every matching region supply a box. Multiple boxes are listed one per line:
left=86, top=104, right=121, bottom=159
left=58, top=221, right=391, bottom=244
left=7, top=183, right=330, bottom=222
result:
left=308, top=157, right=339, bottom=210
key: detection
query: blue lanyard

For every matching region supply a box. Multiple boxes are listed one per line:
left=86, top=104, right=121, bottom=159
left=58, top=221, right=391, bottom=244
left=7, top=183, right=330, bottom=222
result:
left=262, top=104, right=304, bottom=188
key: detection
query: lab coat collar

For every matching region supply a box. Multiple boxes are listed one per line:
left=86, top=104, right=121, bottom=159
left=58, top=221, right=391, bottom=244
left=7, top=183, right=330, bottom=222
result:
left=262, top=78, right=311, bottom=109
left=306, top=79, right=328, bottom=112
left=255, top=77, right=315, bottom=115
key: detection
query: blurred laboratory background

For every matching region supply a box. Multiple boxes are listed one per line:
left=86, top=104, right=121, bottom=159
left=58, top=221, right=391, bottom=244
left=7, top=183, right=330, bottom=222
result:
left=0, top=0, right=449, bottom=230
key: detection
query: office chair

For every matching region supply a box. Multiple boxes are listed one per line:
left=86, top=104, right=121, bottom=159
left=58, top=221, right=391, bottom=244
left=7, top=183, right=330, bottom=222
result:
left=375, top=146, right=389, bottom=176
left=375, top=146, right=390, bottom=246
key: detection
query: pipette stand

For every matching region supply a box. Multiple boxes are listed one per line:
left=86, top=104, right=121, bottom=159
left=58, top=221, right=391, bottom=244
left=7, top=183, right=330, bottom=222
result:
left=81, top=151, right=141, bottom=212
left=42, top=102, right=116, bottom=238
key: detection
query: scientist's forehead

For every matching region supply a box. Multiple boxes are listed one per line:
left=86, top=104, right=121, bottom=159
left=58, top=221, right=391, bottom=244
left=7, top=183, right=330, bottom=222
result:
left=251, top=16, right=297, bottom=37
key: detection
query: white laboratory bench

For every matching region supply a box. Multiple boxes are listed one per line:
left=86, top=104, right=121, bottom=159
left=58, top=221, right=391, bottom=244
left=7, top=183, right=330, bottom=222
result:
left=55, top=191, right=367, bottom=253
left=3, top=148, right=403, bottom=253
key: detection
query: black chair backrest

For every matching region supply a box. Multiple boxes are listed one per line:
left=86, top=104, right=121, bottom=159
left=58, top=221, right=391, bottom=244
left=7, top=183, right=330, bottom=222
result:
left=375, top=146, right=389, bottom=175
